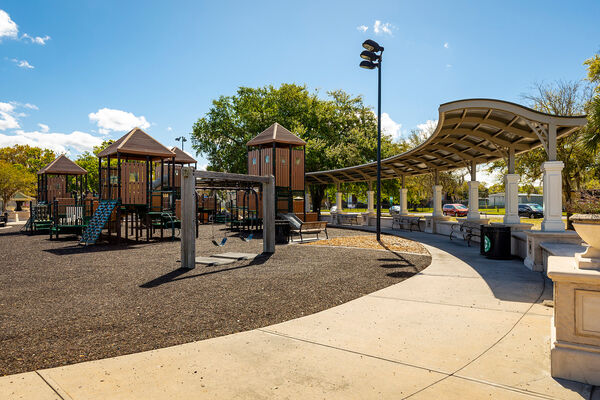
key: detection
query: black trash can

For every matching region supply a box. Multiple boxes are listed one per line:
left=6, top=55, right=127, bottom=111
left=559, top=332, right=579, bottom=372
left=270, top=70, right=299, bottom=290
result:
left=275, top=220, right=290, bottom=244
left=480, top=225, right=512, bottom=259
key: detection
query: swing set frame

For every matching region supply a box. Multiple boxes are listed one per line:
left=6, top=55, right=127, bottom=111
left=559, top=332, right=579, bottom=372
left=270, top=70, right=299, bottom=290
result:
left=181, top=168, right=275, bottom=269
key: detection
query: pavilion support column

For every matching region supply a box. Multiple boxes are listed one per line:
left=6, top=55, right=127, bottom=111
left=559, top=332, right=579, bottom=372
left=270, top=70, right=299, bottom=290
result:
left=399, top=175, right=408, bottom=215
left=432, top=170, right=443, bottom=217
left=432, top=186, right=443, bottom=217
left=504, top=148, right=520, bottom=225
left=305, top=185, right=311, bottom=213
left=467, top=181, right=480, bottom=220
left=541, top=161, right=565, bottom=232
left=335, top=183, right=342, bottom=212
left=367, top=180, right=374, bottom=214
left=467, top=160, right=480, bottom=220
left=504, top=175, right=521, bottom=224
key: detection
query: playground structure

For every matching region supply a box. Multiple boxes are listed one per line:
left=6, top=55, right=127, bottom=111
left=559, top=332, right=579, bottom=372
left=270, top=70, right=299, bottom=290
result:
left=80, top=128, right=180, bottom=245
left=247, top=123, right=307, bottom=221
left=24, top=155, right=89, bottom=236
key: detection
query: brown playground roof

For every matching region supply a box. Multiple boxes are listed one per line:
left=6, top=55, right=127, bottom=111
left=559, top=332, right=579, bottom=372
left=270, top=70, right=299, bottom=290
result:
left=246, top=122, right=306, bottom=147
left=97, top=127, right=176, bottom=160
left=37, top=154, right=88, bottom=175
left=170, top=146, right=197, bottom=164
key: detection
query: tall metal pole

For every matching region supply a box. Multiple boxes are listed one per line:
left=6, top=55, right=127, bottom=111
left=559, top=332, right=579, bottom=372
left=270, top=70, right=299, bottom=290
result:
left=376, top=54, right=382, bottom=241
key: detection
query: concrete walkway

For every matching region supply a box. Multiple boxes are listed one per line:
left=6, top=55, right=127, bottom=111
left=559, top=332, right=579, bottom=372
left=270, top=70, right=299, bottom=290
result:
left=0, top=229, right=593, bottom=399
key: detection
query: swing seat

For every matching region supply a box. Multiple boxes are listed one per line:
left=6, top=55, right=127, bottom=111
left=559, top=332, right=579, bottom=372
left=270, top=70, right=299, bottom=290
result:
left=241, top=233, right=253, bottom=242
left=212, top=237, right=227, bottom=247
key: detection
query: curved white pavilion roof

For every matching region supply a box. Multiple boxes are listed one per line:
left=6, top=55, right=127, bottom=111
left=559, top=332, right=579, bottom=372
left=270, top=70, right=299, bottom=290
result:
left=305, top=99, right=587, bottom=185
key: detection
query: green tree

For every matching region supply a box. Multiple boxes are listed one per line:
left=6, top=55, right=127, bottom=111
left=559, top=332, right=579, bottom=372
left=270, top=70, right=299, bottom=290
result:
left=75, top=140, right=114, bottom=193
left=191, top=84, right=404, bottom=212
left=583, top=53, right=600, bottom=151
left=0, top=161, right=36, bottom=212
left=0, top=145, right=56, bottom=174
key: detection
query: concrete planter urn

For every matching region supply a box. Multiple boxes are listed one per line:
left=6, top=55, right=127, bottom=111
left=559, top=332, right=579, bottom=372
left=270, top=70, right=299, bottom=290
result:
left=570, top=214, right=600, bottom=269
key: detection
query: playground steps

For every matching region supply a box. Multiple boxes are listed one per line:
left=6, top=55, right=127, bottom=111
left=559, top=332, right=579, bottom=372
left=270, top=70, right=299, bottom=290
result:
left=79, top=200, right=119, bottom=245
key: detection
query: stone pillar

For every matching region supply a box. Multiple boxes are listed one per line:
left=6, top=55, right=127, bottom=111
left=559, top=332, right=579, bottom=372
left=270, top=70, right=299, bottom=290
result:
left=466, top=181, right=480, bottom=220
left=336, top=191, right=343, bottom=211
left=367, top=181, right=374, bottom=214
left=432, top=185, right=443, bottom=217
left=541, top=161, right=565, bottom=232
left=504, top=174, right=520, bottom=224
left=305, top=190, right=311, bottom=213
left=400, top=188, right=408, bottom=215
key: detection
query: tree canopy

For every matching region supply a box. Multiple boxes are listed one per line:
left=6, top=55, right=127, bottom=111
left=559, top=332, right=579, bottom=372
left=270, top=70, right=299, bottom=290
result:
left=191, top=84, right=404, bottom=174
left=0, top=161, right=35, bottom=212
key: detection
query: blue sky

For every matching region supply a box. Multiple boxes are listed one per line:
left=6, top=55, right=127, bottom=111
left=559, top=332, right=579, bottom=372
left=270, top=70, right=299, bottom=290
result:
left=1, top=0, right=599, bottom=180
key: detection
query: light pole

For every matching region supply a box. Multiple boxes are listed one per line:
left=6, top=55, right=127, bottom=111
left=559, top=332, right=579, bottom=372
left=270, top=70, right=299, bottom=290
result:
left=175, top=136, right=187, bottom=151
left=359, top=39, right=384, bottom=241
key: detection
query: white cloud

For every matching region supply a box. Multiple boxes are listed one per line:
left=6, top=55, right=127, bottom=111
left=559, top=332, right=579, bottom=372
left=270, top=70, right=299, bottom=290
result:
left=12, top=58, right=34, bottom=69
left=0, top=9, right=50, bottom=46
left=21, top=33, right=50, bottom=45
left=446, top=64, right=452, bottom=68
left=88, top=108, right=150, bottom=134
left=373, top=20, right=393, bottom=36
left=417, top=119, right=438, bottom=137
left=0, top=111, right=19, bottom=130
left=197, top=163, right=207, bottom=171
left=38, top=123, right=49, bottom=132
left=443, top=42, right=449, bottom=49
left=0, top=129, right=103, bottom=155
left=0, top=9, right=18, bottom=41
left=381, top=112, right=402, bottom=141
left=167, top=126, right=173, bottom=132
left=0, top=102, right=20, bottom=130
left=357, top=25, right=368, bottom=32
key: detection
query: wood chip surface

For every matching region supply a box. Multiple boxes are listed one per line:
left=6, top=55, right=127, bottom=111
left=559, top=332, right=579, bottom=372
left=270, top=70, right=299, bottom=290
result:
left=304, top=234, right=428, bottom=254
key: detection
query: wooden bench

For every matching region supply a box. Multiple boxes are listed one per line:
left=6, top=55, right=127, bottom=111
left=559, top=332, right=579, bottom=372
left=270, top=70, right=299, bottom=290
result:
left=392, top=215, right=422, bottom=232
left=449, top=220, right=481, bottom=247
left=280, top=213, right=329, bottom=242
left=291, top=221, right=329, bottom=242
left=338, top=213, right=360, bottom=225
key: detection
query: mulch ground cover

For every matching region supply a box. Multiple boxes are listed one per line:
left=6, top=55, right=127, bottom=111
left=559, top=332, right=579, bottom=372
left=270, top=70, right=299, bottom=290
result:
left=0, top=224, right=430, bottom=376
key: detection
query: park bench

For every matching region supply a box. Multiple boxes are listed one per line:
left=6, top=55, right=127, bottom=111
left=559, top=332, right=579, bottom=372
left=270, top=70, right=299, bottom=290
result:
left=449, top=220, right=481, bottom=247
left=392, top=215, right=422, bottom=232
left=338, top=213, right=360, bottom=225
left=280, top=213, right=328, bottom=242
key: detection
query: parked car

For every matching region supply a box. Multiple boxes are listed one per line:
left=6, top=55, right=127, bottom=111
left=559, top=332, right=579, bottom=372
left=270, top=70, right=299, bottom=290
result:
left=518, top=203, right=544, bottom=218
left=443, top=203, right=468, bottom=217
left=389, top=205, right=402, bottom=215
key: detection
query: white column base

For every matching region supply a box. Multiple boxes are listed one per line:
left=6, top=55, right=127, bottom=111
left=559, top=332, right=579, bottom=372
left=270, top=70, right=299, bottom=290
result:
left=400, top=188, right=408, bottom=215
left=466, top=181, right=480, bottom=220
left=503, top=174, right=520, bottom=224
left=367, top=190, right=374, bottom=215
left=432, top=185, right=443, bottom=217
left=335, top=192, right=342, bottom=212
left=542, top=161, right=565, bottom=232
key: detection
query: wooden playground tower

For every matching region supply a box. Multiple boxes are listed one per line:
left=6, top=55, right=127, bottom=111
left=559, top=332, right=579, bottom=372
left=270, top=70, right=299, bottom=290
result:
left=37, top=154, right=88, bottom=203
left=90, top=127, right=181, bottom=243
left=246, top=122, right=306, bottom=220
left=25, top=155, right=89, bottom=235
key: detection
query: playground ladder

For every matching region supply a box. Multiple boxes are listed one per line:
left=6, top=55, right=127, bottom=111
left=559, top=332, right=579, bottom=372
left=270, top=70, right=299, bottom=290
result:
left=79, top=200, right=119, bottom=245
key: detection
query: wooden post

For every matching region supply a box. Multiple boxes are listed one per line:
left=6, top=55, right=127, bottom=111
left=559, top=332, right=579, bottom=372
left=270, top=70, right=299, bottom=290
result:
left=263, top=175, right=275, bottom=253
left=181, top=167, right=195, bottom=269
left=98, top=157, right=102, bottom=199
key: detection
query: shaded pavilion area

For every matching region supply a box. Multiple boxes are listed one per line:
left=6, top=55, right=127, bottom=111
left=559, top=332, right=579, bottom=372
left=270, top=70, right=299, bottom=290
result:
left=306, top=99, right=587, bottom=233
